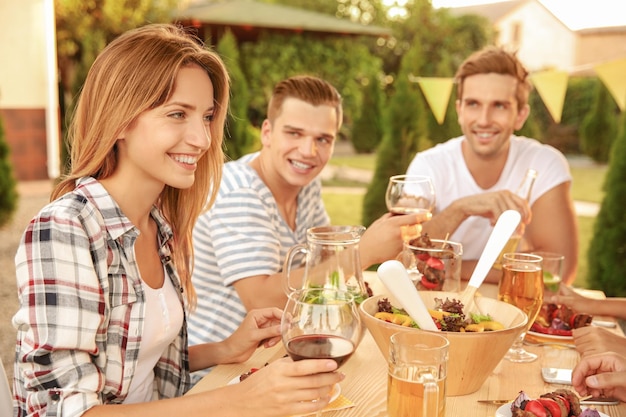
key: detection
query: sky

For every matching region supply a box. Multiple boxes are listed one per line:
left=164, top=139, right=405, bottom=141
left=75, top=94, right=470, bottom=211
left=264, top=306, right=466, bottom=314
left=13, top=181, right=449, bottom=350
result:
left=430, top=0, right=626, bottom=30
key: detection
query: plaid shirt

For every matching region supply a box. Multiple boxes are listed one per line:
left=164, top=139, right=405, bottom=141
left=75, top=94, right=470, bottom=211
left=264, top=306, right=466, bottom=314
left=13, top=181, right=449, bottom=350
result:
left=13, top=177, right=191, bottom=417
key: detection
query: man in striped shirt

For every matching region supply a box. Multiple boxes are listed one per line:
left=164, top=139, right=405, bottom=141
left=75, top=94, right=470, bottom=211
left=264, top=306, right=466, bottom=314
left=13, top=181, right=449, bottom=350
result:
left=188, top=76, right=424, bottom=382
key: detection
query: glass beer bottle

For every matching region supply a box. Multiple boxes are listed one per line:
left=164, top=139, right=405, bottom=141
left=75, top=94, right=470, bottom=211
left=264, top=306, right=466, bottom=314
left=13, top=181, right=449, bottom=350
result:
left=493, top=168, right=537, bottom=269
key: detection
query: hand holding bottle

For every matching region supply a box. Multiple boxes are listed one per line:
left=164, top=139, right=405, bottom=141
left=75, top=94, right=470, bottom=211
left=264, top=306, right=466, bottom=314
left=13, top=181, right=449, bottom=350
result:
left=493, top=168, right=537, bottom=269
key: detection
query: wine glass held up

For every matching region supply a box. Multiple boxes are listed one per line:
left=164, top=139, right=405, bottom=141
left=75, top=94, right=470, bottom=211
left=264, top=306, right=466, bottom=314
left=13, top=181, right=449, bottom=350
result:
left=497, top=252, right=544, bottom=363
left=281, top=288, right=362, bottom=416
left=386, top=175, right=436, bottom=217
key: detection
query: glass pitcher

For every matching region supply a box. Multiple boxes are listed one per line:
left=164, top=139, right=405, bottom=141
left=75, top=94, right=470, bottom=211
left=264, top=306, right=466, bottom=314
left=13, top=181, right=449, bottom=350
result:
left=283, top=225, right=369, bottom=303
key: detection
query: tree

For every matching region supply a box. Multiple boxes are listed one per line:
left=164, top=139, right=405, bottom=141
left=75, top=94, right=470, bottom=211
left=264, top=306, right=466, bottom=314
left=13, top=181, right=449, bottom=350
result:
left=240, top=32, right=381, bottom=134
left=55, top=0, right=176, bottom=174
left=55, top=0, right=176, bottom=103
left=587, top=112, right=626, bottom=296
left=579, top=82, right=618, bottom=163
left=351, top=75, right=384, bottom=153
left=216, top=30, right=259, bottom=160
left=271, top=0, right=388, bottom=25
left=361, top=38, right=428, bottom=227
left=0, top=114, right=18, bottom=227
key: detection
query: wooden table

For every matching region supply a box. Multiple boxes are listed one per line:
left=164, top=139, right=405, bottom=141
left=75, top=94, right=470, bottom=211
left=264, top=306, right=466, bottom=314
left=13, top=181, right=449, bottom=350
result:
left=188, top=272, right=626, bottom=416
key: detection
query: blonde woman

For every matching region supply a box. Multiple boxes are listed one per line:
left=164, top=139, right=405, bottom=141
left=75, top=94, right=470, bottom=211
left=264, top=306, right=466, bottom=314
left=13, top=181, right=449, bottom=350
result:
left=13, top=24, right=342, bottom=417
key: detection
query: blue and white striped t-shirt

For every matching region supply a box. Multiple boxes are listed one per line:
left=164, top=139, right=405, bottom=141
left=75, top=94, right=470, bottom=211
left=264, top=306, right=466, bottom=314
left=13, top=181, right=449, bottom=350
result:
left=187, top=153, right=329, bottom=371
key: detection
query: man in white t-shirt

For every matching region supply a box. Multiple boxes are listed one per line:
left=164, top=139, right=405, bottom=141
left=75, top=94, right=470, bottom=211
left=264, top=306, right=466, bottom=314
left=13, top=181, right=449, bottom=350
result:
left=407, top=46, right=578, bottom=285
left=188, top=76, right=424, bottom=382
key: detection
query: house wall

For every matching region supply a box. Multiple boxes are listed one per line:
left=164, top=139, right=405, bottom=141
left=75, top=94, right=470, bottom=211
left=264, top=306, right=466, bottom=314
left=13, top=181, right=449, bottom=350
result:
left=0, top=0, right=52, bottom=181
left=576, top=30, right=626, bottom=68
left=495, top=1, right=577, bottom=71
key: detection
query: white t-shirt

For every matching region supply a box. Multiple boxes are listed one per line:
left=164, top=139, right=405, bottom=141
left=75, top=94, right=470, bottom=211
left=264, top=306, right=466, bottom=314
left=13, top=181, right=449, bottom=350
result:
left=406, top=135, right=572, bottom=260
left=123, top=270, right=184, bottom=404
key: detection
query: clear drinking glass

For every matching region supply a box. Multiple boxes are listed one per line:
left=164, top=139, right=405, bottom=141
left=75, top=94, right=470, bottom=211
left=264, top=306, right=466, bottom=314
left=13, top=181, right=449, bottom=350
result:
left=281, top=288, right=362, bottom=416
left=531, top=251, right=564, bottom=299
left=385, top=175, right=436, bottom=217
left=387, top=332, right=449, bottom=417
left=400, top=238, right=463, bottom=292
left=497, top=252, right=544, bottom=362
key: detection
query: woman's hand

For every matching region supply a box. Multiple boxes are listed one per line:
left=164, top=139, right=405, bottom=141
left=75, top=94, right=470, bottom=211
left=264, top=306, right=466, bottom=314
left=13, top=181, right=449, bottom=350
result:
left=190, top=308, right=283, bottom=370
left=547, top=284, right=587, bottom=307
left=573, top=326, right=626, bottom=358
left=572, top=351, right=626, bottom=402
left=220, top=308, right=283, bottom=364
left=225, top=356, right=344, bottom=417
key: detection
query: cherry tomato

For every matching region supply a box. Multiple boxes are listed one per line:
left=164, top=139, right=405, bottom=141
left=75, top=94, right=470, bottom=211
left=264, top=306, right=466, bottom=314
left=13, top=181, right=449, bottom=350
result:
left=524, top=400, right=548, bottom=417
left=421, top=276, right=439, bottom=290
left=426, top=257, right=445, bottom=270
left=552, top=394, right=570, bottom=415
left=538, top=398, right=563, bottom=417
left=416, top=253, right=430, bottom=261
left=530, top=323, right=572, bottom=337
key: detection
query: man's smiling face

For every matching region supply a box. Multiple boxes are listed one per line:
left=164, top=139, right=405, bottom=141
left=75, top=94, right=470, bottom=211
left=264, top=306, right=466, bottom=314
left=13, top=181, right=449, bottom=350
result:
left=456, top=72, right=529, bottom=160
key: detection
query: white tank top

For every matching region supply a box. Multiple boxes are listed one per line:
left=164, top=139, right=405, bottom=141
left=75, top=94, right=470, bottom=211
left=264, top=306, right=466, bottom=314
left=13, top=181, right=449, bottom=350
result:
left=123, top=269, right=184, bottom=403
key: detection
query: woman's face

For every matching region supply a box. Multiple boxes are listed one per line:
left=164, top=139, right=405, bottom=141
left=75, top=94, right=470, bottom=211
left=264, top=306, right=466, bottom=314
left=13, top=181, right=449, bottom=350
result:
left=116, top=64, right=215, bottom=191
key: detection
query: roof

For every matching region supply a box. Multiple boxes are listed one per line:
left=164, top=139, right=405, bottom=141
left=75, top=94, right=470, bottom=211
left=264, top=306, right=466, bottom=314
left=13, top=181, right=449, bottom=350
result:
left=576, top=25, right=626, bottom=35
left=445, top=0, right=526, bottom=24
left=174, top=0, right=391, bottom=38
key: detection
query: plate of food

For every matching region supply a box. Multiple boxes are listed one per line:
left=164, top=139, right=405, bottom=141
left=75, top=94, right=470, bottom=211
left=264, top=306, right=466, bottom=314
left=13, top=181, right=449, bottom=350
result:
left=529, top=303, right=592, bottom=340
left=496, top=389, right=608, bottom=417
left=496, top=403, right=608, bottom=417
left=228, top=368, right=341, bottom=403
left=527, top=330, right=574, bottom=342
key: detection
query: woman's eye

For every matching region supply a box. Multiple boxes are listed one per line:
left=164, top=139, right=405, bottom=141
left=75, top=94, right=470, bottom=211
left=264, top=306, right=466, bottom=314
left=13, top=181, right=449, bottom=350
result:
left=169, top=112, right=185, bottom=119
left=204, top=114, right=214, bottom=122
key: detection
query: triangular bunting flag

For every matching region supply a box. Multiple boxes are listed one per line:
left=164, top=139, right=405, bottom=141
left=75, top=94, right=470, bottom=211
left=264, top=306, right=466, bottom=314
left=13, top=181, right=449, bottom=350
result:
left=529, top=70, right=569, bottom=123
left=417, top=77, right=454, bottom=125
left=594, top=58, right=626, bottom=111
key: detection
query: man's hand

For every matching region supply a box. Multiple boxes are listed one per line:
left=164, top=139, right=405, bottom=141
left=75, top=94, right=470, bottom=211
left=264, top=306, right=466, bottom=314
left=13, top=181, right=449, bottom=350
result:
left=360, top=212, right=431, bottom=268
left=451, top=190, right=531, bottom=227
left=572, top=351, right=626, bottom=402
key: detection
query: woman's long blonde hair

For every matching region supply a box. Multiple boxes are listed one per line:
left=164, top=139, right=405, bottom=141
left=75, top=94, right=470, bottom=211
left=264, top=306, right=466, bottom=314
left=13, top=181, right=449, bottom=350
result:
left=53, top=24, right=230, bottom=308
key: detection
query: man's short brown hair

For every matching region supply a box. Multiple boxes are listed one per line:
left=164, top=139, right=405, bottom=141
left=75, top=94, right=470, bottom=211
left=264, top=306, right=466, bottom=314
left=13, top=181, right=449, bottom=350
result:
left=455, top=46, right=532, bottom=109
left=267, top=75, right=343, bottom=129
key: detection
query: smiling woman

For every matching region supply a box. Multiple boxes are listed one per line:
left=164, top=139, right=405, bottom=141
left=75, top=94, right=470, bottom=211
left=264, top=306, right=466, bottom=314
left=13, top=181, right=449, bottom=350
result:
left=12, top=23, right=339, bottom=417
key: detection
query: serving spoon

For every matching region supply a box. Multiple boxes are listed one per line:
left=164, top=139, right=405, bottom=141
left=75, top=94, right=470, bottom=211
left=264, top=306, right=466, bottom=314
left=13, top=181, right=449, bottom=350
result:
left=459, top=210, right=522, bottom=314
left=377, top=260, right=440, bottom=331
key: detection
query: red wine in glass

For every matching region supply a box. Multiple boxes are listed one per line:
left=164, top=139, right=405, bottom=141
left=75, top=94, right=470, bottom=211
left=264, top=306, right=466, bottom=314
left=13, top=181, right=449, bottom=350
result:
left=285, top=334, right=355, bottom=368
left=281, top=288, right=361, bottom=417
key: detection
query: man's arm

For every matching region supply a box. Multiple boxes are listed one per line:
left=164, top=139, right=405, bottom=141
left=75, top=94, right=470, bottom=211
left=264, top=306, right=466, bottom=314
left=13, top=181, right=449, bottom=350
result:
left=421, top=191, right=531, bottom=240
left=233, top=272, right=289, bottom=311
left=522, top=181, right=578, bottom=285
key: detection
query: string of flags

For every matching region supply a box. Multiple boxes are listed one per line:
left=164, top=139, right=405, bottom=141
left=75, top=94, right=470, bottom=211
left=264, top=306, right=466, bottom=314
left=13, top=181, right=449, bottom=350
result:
left=415, top=57, right=626, bottom=124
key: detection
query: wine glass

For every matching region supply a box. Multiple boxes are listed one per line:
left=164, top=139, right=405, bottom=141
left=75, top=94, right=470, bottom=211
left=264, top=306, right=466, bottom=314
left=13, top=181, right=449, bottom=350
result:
left=281, top=288, right=362, bottom=416
left=385, top=175, right=436, bottom=217
left=497, top=252, right=544, bottom=362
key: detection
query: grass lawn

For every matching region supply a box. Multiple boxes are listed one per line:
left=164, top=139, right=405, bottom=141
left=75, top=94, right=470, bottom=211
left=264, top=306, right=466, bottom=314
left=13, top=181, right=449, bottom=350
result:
left=323, top=154, right=607, bottom=289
